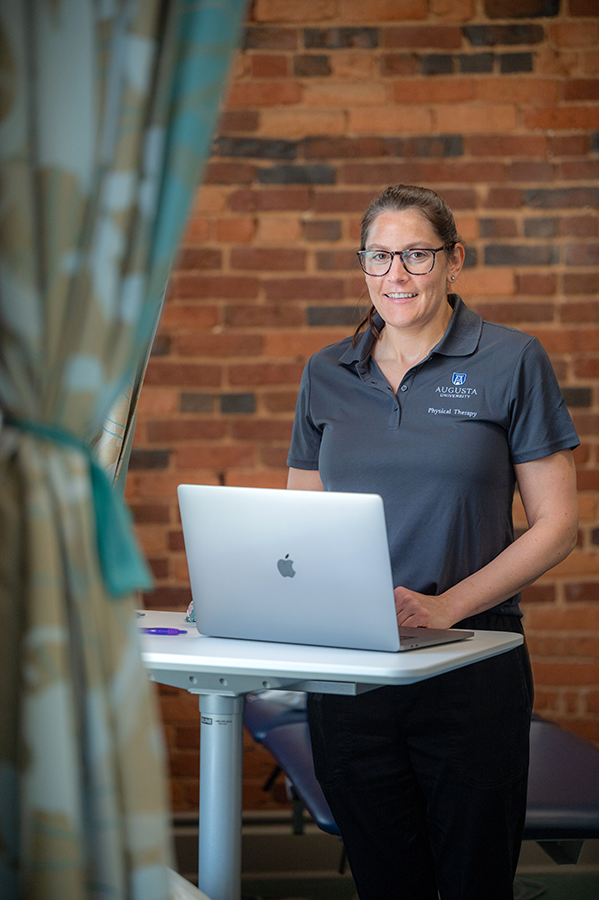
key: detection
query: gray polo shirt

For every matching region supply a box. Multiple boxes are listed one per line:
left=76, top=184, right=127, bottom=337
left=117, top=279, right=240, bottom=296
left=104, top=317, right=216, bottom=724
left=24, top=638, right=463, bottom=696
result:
left=287, top=295, right=579, bottom=617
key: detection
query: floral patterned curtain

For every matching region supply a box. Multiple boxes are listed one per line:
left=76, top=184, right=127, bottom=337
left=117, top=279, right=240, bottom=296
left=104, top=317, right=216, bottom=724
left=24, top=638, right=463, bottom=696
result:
left=0, top=1, right=246, bottom=897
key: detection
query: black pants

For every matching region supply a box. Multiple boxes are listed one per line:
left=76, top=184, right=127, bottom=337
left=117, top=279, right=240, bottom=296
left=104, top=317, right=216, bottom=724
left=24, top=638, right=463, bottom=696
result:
left=307, top=614, right=534, bottom=900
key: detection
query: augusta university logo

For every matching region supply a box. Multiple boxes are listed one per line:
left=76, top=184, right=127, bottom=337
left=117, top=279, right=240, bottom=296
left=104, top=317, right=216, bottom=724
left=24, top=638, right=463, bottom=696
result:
left=452, top=373, right=467, bottom=386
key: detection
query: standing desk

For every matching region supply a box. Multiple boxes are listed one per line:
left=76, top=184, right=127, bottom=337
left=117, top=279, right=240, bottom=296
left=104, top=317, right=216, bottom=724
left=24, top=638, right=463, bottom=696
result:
left=140, top=610, right=522, bottom=900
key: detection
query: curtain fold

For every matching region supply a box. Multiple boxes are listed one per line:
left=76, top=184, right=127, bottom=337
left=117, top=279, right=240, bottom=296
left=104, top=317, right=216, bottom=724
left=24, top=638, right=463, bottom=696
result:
left=0, top=1, right=247, bottom=897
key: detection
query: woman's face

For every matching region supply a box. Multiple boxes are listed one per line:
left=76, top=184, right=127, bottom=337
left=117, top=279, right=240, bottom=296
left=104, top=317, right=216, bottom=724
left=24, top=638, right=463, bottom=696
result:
left=363, top=208, right=464, bottom=335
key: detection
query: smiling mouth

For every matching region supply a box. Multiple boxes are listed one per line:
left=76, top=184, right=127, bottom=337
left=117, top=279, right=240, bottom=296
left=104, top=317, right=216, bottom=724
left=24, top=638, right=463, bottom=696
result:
left=386, top=292, right=418, bottom=299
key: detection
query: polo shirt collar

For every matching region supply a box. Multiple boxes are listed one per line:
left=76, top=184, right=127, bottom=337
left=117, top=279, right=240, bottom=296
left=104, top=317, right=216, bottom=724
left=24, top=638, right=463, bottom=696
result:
left=339, top=294, right=482, bottom=371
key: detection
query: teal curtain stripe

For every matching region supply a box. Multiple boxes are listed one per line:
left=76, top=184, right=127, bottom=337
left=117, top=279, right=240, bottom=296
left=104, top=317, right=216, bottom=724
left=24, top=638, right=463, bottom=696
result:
left=5, top=417, right=153, bottom=597
left=150, top=0, right=247, bottom=265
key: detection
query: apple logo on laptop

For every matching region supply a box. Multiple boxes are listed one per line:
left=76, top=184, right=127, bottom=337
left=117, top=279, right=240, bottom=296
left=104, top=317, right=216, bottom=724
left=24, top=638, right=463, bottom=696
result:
left=277, top=554, right=296, bottom=578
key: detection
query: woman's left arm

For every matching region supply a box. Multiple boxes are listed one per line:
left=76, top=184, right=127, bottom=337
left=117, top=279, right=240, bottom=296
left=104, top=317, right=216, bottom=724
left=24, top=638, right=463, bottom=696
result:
left=394, top=449, right=579, bottom=629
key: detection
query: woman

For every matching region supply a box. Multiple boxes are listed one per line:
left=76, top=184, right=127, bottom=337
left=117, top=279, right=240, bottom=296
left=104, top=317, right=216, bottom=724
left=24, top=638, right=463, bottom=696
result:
left=286, top=185, right=579, bottom=900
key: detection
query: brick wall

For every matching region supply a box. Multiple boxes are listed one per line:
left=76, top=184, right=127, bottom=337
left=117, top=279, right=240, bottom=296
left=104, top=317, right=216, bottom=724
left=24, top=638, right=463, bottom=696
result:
left=125, top=0, right=599, bottom=811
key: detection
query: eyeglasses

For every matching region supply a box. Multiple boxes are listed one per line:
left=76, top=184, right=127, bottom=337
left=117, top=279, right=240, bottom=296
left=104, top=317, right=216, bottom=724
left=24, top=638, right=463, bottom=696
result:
left=356, top=246, right=447, bottom=277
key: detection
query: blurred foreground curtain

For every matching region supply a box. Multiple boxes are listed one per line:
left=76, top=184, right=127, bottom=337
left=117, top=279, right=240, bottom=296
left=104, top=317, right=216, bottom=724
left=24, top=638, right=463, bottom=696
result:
left=0, top=1, right=247, bottom=897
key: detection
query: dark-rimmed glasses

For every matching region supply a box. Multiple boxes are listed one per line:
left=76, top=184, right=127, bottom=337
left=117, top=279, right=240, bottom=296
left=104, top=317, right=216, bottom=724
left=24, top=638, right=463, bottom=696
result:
left=357, top=246, right=447, bottom=277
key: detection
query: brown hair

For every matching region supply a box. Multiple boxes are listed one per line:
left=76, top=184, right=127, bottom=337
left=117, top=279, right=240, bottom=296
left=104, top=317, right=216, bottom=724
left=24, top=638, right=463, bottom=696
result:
left=353, top=184, right=463, bottom=343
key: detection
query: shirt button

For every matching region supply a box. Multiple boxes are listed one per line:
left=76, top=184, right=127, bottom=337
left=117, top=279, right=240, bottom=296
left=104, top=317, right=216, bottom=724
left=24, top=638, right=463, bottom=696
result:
left=400, top=384, right=408, bottom=392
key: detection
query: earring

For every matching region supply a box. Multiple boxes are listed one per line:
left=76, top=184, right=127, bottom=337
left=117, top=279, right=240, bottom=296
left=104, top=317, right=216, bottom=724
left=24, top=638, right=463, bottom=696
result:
left=450, top=275, right=455, bottom=282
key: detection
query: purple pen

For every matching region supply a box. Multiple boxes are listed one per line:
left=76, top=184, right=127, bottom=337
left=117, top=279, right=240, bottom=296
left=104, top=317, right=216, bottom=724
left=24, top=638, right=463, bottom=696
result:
left=141, top=627, right=187, bottom=635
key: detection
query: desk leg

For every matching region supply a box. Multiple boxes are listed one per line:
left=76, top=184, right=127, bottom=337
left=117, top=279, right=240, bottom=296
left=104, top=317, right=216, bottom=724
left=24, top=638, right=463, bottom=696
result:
left=197, top=694, right=244, bottom=900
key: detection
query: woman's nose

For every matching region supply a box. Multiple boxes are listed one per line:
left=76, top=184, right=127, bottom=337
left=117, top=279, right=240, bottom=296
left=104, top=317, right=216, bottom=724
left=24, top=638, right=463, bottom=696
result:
left=388, top=254, right=408, bottom=278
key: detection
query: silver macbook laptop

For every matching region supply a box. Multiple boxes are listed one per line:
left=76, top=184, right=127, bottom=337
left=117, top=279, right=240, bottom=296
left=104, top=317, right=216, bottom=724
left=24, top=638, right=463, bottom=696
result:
left=177, top=484, right=473, bottom=653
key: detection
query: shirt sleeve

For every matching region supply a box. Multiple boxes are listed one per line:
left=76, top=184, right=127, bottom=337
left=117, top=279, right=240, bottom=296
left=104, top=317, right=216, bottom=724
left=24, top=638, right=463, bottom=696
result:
left=508, top=337, right=579, bottom=465
left=287, top=357, right=323, bottom=470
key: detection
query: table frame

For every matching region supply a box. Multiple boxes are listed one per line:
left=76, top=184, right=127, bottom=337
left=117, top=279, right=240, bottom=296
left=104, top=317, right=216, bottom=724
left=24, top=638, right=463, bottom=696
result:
left=141, top=610, right=523, bottom=900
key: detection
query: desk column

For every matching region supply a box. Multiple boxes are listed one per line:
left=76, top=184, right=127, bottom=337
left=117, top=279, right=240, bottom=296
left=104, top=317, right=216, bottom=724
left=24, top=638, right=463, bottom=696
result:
left=197, top=694, right=244, bottom=900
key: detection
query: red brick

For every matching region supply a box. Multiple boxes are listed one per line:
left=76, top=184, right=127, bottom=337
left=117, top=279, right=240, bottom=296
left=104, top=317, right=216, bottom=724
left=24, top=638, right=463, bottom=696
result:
left=176, top=445, right=256, bottom=469
left=215, top=218, right=256, bottom=242
left=559, top=160, right=599, bottom=180
left=577, top=471, right=599, bottom=491
left=260, top=446, right=290, bottom=468
left=476, top=78, right=559, bottom=104
left=225, top=470, right=288, bottom=489
left=303, top=80, right=388, bottom=107
left=560, top=216, right=598, bottom=237
left=563, top=272, right=599, bottom=294
left=146, top=421, right=228, bottom=443
left=264, top=330, right=345, bottom=357
left=475, top=303, right=553, bottom=324
left=392, top=77, right=475, bottom=104
left=168, top=530, right=185, bottom=552
left=532, top=688, right=560, bottom=712
left=176, top=334, right=263, bottom=357
left=231, top=247, right=307, bottom=270
left=480, top=218, right=518, bottom=238
left=182, top=217, right=210, bottom=243
left=231, top=419, right=293, bottom=441
left=524, top=107, right=599, bottom=130
left=228, top=363, right=305, bottom=386
left=530, top=328, right=599, bottom=353
left=130, top=504, right=171, bottom=524
left=263, top=277, right=345, bottom=300
left=250, top=54, right=289, bottom=78
left=567, top=0, right=599, bottom=13
left=570, top=410, right=599, bottom=433
left=550, top=23, right=599, bottom=48
left=218, top=110, right=260, bottom=133
left=506, top=161, right=554, bottom=182
left=263, top=391, right=300, bottom=412
left=142, top=586, right=192, bottom=610
left=148, top=557, right=169, bottom=579
left=174, top=274, right=260, bottom=300
left=340, top=0, right=427, bottom=19
left=204, top=162, right=255, bottom=184
left=224, top=304, right=304, bottom=328
left=229, top=187, right=312, bottom=211
left=573, top=443, right=592, bottom=466
left=531, top=662, right=599, bottom=686
left=548, top=134, right=589, bottom=156
left=350, top=105, right=433, bottom=134
left=315, top=249, right=358, bottom=270
left=174, top=724, right=200, bottom=750
left=566, top=243, right=599, bottom=266
left=466, top=135, right=548, bottom=157
left=560, top=302, right=599, bottom=323
left=436, top=189, right=478, bottom=210
left=160, top=304, right=220, bottom=329
left=379, top=53, right=420, bottom=76
left=253, top=0, right=336, bottom=19
left=340, top=162, right=423, bottom=184
left=144, top=362, right=222, bottom=387
left=515, top=273, right=558, bottom=295
left=304, top=136, right=386, bottom=158
left=582, top=49, right=599, bottom=75
left=565, top=583, right=599, bottom=603
left=436, top=104, right=517, bottom=133
left=176, top=248, right=222, bottom=270
left=520, top=584, right=556, bottom=604
left=422, top=161, right=505, bottom=182
left=382, top=25, right=462, bottom=48
left=226, top=81, right=302, bottom=107
left=563, top=78, right=599, bottom=101
left=528, top=634, right=599, bottom=658
left=485, top=188, right=523, bottom=209
left=313, top=190, right=382, bottom=213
